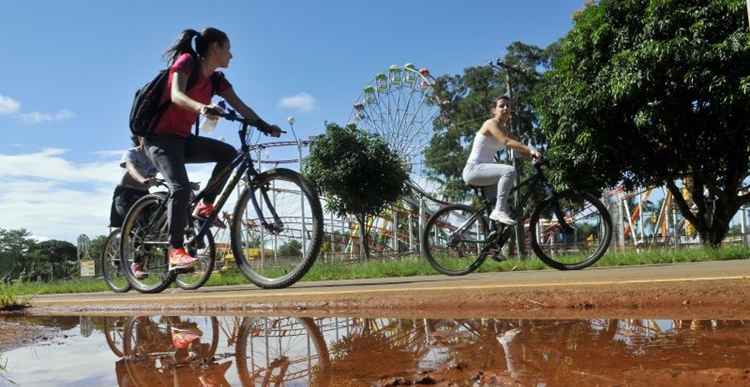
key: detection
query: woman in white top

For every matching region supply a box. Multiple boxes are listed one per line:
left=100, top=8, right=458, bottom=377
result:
left=462, top=96, right=540, bottom=225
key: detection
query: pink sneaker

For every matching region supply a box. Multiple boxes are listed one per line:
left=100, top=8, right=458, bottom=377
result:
left=130, top=263, right=147, bottom=279
left=171, top=327, right=201, bottom=350
left=169, top=248, right=198, bottom=271
left=192, top=201, right=216, bottom=218
left=192, top=201, right=226, bottom=228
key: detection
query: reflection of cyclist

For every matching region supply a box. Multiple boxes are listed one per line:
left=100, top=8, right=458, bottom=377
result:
left=462, top=96, right=540, bottom=225
left=117, top=316, right=232, bottom=387
left=145, top=27, right=282, bottom=271
left=109, top=135, right=158, bottom=279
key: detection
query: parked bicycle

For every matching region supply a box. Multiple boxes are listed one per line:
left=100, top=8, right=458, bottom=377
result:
left=119, top=101, right=323, bottom=293
left=421, top=158, right=612, bottom=275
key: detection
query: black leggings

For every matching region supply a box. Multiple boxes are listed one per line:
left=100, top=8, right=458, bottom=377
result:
left=145, top=135, right=238, bottom=248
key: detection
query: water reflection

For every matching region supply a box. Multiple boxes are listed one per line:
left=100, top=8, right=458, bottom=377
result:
left=101, top=316, right=328, bottom=386
left=4, top=316, right=750, bottom=385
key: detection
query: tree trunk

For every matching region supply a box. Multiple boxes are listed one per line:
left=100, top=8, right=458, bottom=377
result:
left=357, top=214, right=370, bottom=260
left=667, top=180, right=744, bottom=248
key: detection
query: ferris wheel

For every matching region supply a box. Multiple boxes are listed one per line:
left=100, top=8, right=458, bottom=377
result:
left=349, top=63, right=444, bottom=172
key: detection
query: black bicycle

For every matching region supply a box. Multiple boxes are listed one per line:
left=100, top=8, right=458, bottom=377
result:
left=102, top=183, right=206, bottom=293
left=120, top=102, right=323, bottom=293
left=421, top=158, right=612, bottom=275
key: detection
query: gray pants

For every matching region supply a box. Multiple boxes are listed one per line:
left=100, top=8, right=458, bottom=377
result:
left=145, top=135, right=238, bottom=248
left=462, top=162, right=516, bottom=212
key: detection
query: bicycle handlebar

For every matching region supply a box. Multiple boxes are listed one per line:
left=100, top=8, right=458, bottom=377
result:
left=205, top=101, right=287, bottom=136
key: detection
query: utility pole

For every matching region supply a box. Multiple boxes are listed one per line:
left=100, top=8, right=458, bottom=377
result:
left=501, top=65, right=526, bottom=257
left=747, top=0, right=750, bottom=29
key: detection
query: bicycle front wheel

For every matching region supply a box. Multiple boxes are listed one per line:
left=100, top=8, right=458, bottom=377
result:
left=120, top=194, right=175, bottom=293
left=231, top=168, right=323, bottom=289
left=236, top=317, right=330, bottom=387
left=529, top=191, right=612, bottom=270
left=421, top=204, right=490, bottom=276
left=101, top=229, right=131, bottom=293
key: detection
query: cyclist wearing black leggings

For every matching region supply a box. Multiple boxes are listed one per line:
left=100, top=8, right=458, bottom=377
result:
left=146, top=27, right=281, bottom=270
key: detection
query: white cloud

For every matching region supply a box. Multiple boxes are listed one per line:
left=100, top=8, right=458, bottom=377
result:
left=279, top=92, right=317, bottom=112
left=0, top=149, right=123, bottom=241
left=0, top=95, right=20, bottom=114
left=93, top=149, right=128, bottom=158
left=0, top=149, right=219, bottom=242
left=0, top=148, right=120, bottom=184
left=20, top=109, right=76, bottom=124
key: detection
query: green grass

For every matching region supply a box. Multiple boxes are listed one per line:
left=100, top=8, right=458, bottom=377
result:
left=5, top=245, right=750, bottom=296
left=0, top=285, right=29, bottom=311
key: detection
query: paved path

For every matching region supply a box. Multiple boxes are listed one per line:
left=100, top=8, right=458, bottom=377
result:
left=30, top=260, right=750, bottom=317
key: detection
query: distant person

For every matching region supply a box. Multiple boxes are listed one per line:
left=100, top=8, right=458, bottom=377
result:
left=462, top=96, right=540, bottom=225
left=109, top=135, right=158, bottom=278
left=144, top=27, right=281, bottom=271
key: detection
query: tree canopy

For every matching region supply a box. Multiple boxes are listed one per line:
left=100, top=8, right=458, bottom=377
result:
left=535, top=0, right=750, bottom=245
left=304, top=123, right=409, bottom=258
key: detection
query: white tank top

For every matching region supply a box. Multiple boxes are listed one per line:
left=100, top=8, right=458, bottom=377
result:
left=467, top=131, right=504, bottom=164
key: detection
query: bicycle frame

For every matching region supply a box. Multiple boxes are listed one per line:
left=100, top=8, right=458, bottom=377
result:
left=450, top=162, right=565, bottom=245
left=138, top=121, right=284, bottom=249
left=188, top=121, right=284, bottom=244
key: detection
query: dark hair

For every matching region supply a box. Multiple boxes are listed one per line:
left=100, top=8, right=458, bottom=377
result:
left=131, top=135, right=140, bottom=147
left=489, top=95, right=511, bottom=113
left=164, top=27, right=229, bottom=64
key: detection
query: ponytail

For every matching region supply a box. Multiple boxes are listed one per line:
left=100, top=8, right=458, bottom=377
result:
left=163, top=27, right=229, bottom=64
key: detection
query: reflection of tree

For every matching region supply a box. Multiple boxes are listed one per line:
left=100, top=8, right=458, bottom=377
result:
left=328, top=319, right=423, bottom=380
left=315, top=318, right=750, bottom=385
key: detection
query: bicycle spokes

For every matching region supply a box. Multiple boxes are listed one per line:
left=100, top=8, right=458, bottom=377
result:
left=530, top=192, right=612, bottom=270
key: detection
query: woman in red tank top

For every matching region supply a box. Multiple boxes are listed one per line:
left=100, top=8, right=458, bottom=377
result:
left=144, top=27, right=281, bottom=270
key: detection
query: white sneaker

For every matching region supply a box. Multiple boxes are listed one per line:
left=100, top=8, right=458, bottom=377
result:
left=489, top=209, right=517, bottom=225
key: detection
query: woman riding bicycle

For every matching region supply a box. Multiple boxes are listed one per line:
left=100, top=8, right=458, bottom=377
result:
left=146, top=27, right=281, bottom=271
left=462, top=96, right=540, bottom=225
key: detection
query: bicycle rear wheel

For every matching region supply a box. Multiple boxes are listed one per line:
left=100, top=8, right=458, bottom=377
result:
left=120, top=194, right=175, bottom=293
left=529, top=191, right=612, bottom=270
left=231, top=168, right=323, bottom=289
left=421, top=204, right=491, bottom=276
left=101, top=229, right=131, bottom=293
left=175, top=222, right=216, bottom=290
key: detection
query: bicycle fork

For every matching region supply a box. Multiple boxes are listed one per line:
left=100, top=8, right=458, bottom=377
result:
left=240, top=162, right=284, bottom=235
left=247, top=179, right=285, bottom=234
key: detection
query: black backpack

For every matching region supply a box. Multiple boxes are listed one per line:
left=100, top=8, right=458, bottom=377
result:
left=129, top=57, right=223, bottom=136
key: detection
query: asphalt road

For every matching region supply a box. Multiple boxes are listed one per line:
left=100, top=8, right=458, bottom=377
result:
left=26, top=259, right=750, bottom=318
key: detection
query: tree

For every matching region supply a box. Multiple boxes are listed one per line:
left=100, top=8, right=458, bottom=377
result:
left=278, top=240, right=302, bottom=257
left=425, top=41, right=557, bottom=201
left=304, top=123, right=408, bottom=259
left=0, top=228, right=36, bottom=281
left=31, top=240, right=77, bottom=279
left=535, top=0, right=750, bottom=246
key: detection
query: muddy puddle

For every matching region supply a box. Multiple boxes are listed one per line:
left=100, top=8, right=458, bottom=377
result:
left=1, top=315, right=749, bottom=386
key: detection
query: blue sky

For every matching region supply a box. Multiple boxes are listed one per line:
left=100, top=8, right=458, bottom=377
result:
left=0, top=1, right=585, bottom=241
